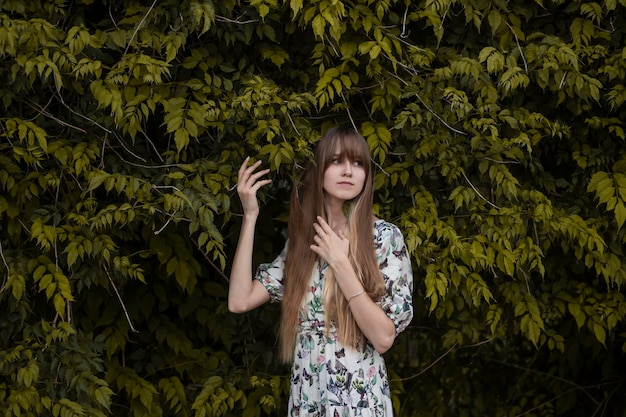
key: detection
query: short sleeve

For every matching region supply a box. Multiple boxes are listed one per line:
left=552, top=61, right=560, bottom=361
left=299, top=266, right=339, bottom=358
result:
left=254, top=243, right=287, bottom=303
left=375, top=221, right=414, bottom=335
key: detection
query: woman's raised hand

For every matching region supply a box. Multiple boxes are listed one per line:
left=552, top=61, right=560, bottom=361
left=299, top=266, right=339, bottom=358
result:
left=237, top=157, right=271, bottom=217
left=229, top=157, right=273, bottom=314
left=310, top=216, right=350, bottom=266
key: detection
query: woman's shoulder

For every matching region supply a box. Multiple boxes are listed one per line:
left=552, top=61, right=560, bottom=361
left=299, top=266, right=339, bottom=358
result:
left=373, top=217, right=403, bottom=238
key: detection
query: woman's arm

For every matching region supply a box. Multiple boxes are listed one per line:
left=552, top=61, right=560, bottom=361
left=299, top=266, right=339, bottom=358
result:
left=227, top=158, right=272, bottom=314
left=331, top=257, right=397, bottom=354
left=310, top=217, right=396, bottom=354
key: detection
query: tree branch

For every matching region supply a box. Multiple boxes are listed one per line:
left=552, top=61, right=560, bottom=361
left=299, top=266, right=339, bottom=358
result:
left=104, top=264, right=139, bottom=333
left=390, top=343, right=457, bottom=382
left=124, top=0, right=158, bottom=56
left=462, top=170, right=501, bottom=209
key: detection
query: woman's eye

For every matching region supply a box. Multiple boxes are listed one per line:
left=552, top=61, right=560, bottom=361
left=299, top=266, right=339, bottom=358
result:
left=353, top=160, right=363, bottom=166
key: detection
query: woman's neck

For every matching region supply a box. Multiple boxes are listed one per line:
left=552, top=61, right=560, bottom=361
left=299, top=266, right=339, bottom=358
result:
left=324, top=202, right=347, bottom=233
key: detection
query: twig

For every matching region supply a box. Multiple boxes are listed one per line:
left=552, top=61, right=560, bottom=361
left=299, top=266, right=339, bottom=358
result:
left=54, top=90, right=112, bottom=134
left=513, top=386, right=585, bottom=417
left=493, top=359, right=601, bottom=405
left=590, top=383, right=620, bottom=417
left=124, top=0, right=158, bottom=56
left=400, top=5, right=410, bottom=38
left=324, top=35, right=341, bottom=57
left=559, top=72, right=568, bottom=89
left=215, top=15, right=258, bottom=24
left=371, top=158, right=389, bottom=177
left=112, top=131, right=147, bottom=162
left=154, top=217, right=173, bottom=235
left=461, top=170, right=501, bottom=209
left=104, top=264, right=139, bottom=333
left=142, top=131, right=165, bottom=163
left=391, top=338, right=494, bottom=383
left=194, top=241, right=230, bottom=283
left=0, top=240, right=9, bottom=293
left=440, top=3, right=451, bottom=31
left=388, top=70, right=467, bottom=134
left=507, top=22, right=528, bottom=74
left=390, top=32, right=429, bottom=54
left=0, top=240, right=9, bottom=272
left=109, top=4, right=118, bottom=28
left=99, top=134, right=107, bottom=169
left=414, top=91, right=468, bottom=135
left=152, top=185, right=181, bottom=192
left=343, top=93, right=390, bottom=177
left=285, top=111, right=301, bottom=137
left=390, top=343, right=457, bottom=382
left=376, top=40, right=466, bottom=136
left=54, top=231, right=59, bottom=272
left=382, top=51, right=421, bottom=75
left=458, top=337, right=493, bottom=349
left=106, top=142, right=181, bottom=169
left=67, top=300, right=73, bottom=325
left=482, top=156, right=520, bottom=164
left=345, top=97, right=358, bottom=133
left=26, top=99, right=87, bottom=134
left=520, top=268, right=531, bottom=293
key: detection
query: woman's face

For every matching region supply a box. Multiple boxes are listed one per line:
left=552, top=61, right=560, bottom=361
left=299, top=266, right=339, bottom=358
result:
left=322, top=146, right=367, bottom=203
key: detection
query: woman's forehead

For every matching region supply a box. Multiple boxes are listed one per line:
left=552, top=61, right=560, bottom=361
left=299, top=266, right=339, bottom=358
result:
left=330, top=138, right=366, bottom=158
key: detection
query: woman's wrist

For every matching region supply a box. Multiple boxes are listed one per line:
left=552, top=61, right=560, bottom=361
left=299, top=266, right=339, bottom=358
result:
left=242, top=211, right=259, bottom=222
left=328, top=252, right=351, bottom=271
left=331, top=257, right=365, bottom=298
left=347, top=289, right=365, bottom=304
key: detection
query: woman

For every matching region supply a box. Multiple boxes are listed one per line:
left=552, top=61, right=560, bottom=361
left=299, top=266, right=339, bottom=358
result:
left=229, top=127, right=413, bottom=416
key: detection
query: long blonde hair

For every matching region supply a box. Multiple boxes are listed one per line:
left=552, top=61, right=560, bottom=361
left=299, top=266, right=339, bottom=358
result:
left=279, top=127, right=386, bottom=362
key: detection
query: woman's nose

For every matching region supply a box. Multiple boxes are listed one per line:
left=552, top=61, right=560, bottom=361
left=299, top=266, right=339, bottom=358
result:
left=342, top=161, right=352, bottom=175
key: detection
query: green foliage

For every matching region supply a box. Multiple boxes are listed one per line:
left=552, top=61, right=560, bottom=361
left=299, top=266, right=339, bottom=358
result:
left=1, top=0, right=626, bottom=416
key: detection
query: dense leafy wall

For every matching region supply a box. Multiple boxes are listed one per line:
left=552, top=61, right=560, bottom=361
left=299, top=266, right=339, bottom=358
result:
left=1, top=0, right=625, bottom=416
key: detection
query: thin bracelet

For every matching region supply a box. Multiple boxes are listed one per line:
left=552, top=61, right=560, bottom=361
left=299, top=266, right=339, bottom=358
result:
left=347, top=290, right=365, bottom=304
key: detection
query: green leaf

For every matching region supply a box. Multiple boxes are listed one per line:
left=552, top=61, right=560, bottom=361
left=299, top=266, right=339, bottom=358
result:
left=174, top=128, right=190, bottom=151
left=591, top=322, right=606, bottom=345
left=568, top=303, right=586, bottom=328
left=614, top=201, right=626, bottom=229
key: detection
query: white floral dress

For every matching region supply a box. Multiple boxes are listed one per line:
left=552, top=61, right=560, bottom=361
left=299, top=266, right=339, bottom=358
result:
left=255, top=219, right=414, bottom=417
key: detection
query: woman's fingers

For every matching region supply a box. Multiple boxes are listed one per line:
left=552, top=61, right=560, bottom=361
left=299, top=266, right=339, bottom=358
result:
left=238, top=159, right=270, bottom=188
left=237, top=156, right=251, bottom=179
left=238, top=159, right=261, bottom=184
left=311, top=217, right=350, bottom=265
left=236, top=158, right=271, bottom=214
left=247, top=168, right=271, bottom=187
left=312, top=222, right=323, bottom=236
left=315, top=216, right=332, bottom=232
